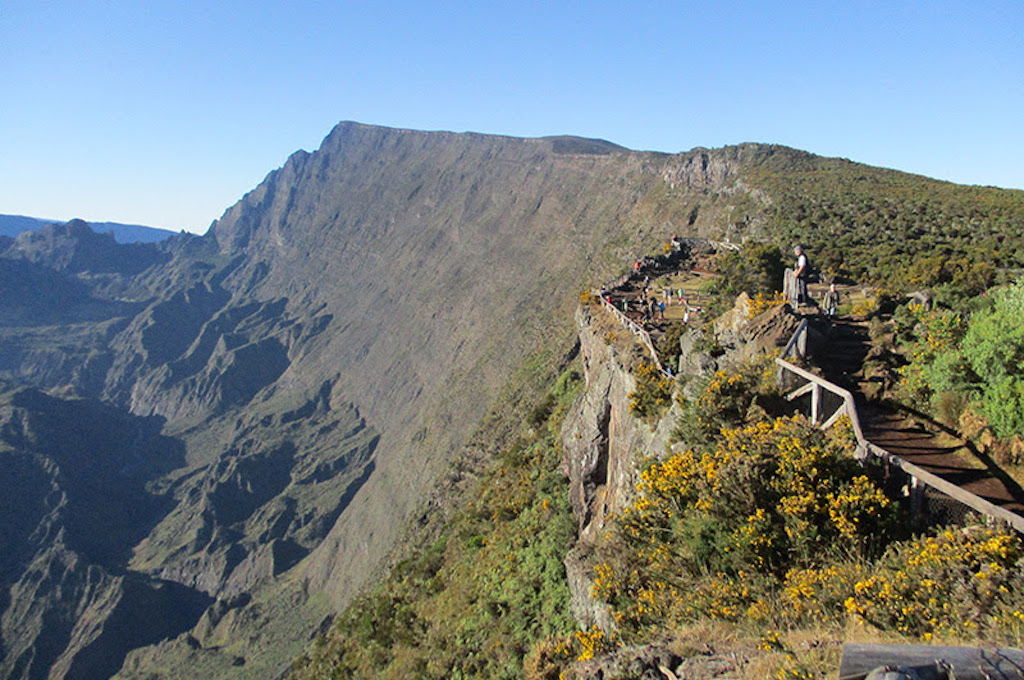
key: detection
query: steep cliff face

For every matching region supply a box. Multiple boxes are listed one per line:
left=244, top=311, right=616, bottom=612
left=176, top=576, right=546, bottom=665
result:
left=558, top=296, right=803, bottom=630
left=561, top=306, right=678, bottom=543
left=0, top=125, right=801, bottom=680
left=559, top=305, right=679, bottom=629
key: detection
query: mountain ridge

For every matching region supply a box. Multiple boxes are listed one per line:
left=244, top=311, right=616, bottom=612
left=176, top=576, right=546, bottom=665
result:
left=0, top=214, right=179, bottom=243
left=1, top=122, right=1023, bottom=680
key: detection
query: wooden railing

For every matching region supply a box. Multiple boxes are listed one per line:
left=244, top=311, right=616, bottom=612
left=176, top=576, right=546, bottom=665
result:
left=776, top=321, right=1024, bottom=533
left=597, top=295, right=665, bottom=374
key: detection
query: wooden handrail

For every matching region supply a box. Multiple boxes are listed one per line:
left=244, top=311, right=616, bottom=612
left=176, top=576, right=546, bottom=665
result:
left=776, top=357, right=867, bottom=444
left=864, top=442, right=1024, bottom=534
left=597, top=295, right=666, bottom=374
left=776, top=321, right=1024, bottom=534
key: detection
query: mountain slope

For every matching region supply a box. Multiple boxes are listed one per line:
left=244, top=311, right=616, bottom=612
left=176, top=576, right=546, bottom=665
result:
left=1, top=123, right=1023, bottom=680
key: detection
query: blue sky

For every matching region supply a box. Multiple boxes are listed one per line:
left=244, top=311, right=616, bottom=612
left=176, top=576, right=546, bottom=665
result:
left=2, top=1, right=1022, bottom=234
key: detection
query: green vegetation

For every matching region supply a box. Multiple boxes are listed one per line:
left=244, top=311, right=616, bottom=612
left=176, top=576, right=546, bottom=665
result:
left=717, top=242, right=786, bottom=297
left=673, top=356, right=776, bottom=446
left=290, top=368, right=583, bottom=680
left=894, top=280, right=1024, bottom=462
left=741, top=152, right=1024, bottom=294
left=627, top=361, right=673, bottom=421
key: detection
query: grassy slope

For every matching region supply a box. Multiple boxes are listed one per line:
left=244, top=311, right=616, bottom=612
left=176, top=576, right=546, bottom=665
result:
left=289, top=367, right=584, bottom=680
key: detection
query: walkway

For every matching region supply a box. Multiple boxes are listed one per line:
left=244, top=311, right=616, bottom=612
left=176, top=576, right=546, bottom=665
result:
left=597, top=243, right=1024, bottom=528
left=815, top=318, right=1024, bottom=518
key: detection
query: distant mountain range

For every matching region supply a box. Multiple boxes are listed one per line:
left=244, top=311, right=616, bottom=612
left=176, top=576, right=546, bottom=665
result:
left=0, top=214, right=178, bottom=243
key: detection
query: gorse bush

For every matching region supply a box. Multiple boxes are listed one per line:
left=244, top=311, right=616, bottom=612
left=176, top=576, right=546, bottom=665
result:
left=628, top=361, right=673, bottom=421
left=674, top=357, right=776, bottom=447
left=747, top=291, right=788, bottom=319
left=593, top=416, right=896, bottom=637
left=845, top=526, right=1024, bottom=642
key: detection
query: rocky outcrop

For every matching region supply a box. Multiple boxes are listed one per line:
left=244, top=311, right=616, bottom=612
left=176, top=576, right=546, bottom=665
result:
left=560, top=305, right=681, bottom=628
left=562, top=305, right=678, bottom=543
left=559, top=295, right=803, bottom=631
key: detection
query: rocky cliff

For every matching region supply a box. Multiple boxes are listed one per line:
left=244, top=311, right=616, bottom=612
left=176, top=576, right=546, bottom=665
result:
left=558, top=295, right=801, bottom=632
left=0, top=125, right=783, bottom=680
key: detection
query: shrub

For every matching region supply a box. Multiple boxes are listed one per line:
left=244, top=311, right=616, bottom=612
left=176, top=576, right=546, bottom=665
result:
left=748, top=291, right=788, bottom=319
left=896, top=280, right=1024, bottom=440
left=674, top=357, right=774, bottom=446
left=718, top=243, right=786, bottom=297
left=961, top=281, right=1024, bottom=438
left=845, top=525, right=1024, bottom=642
left=628, top=362, right=673, bottom=421
left=593, top=416, right=896, bottom=637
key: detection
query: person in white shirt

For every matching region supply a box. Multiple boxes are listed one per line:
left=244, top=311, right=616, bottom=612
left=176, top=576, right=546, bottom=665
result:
left=794, top=246, right=809, bottom=304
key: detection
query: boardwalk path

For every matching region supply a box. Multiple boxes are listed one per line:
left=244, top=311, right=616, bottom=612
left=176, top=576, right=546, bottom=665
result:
left=817, top=318, right=1024, bottom=517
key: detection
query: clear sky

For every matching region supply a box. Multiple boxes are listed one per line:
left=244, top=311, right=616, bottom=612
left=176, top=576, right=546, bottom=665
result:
left=2, top=1, right=1022, bottom=234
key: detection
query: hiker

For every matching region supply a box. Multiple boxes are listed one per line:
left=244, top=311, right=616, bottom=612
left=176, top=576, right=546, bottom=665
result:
left=793, top=245, right=809, bottom=304
left=658, top=300, right=666, bottom=319
left=823, top=283, right=840, bottom=317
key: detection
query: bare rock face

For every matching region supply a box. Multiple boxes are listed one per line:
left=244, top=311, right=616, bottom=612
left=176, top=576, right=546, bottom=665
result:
left=558, top=296, right=804, bottom=633
left=560, top=305, right=679, bottom=627
left=561, top=306, right=679, bottom=542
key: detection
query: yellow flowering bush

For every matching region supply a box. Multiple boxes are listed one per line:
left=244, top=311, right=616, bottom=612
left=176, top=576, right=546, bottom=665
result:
left=628, top=361, right=674, bottom=420
left=573, top=626, right=617, bottom=661
left=748, top=291, right=789, bottom=318
left=675, top=357, right=776, bottom=445
left=593, top=416, right=896, bottom=637
left=845, top=525, right=1024, bottom=640
left=781, top=562, right=869, bottom=625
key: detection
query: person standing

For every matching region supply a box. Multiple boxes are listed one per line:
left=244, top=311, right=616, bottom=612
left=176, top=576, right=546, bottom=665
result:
left=823, top=283, right=840, bottom=317
left=794, top=245, right=809, bottom=305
